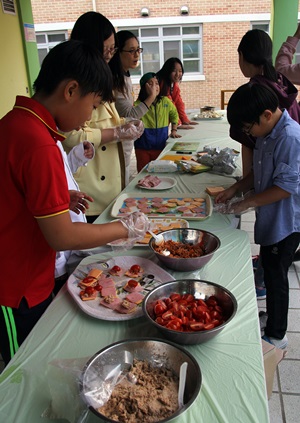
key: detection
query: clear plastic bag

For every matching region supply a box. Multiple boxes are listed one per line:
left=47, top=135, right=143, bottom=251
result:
left=198, top=146, right=239, bottom=175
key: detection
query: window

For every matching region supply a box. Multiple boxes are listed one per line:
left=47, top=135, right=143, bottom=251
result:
left=36, top=32, right=68, bottom=65
left=119, top=25, right=202, bottom=77
left=251, top=23, right=269, bottom=33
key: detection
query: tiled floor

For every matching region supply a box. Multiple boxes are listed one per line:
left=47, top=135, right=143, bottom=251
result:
left=241, top=211, right=300, bottom=423
left=1, top=153, right=299, bottom=423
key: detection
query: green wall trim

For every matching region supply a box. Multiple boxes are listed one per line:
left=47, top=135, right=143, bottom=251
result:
left=271, top=0, right=299, bottom=63
left=16, top=0, right=40, bottom=96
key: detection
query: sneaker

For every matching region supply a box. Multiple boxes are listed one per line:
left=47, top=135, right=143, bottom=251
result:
left=262, top=334, right=288, bottom=350
left=259, top=311, right=268, bottom=331
left=256, top=286, right=266, bottom=300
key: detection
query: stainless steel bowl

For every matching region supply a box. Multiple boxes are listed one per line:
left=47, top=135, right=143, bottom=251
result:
left=80, top=338, right=202, bottom=422
left=143, top=280, right=237, bottom=345
left=149, top=228, right=220, bottom=271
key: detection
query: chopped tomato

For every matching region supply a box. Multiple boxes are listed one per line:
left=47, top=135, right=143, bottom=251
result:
left=189, top=322, right=205, bottom=331
left=170, top=293, right=181, bottom=301
left=85, top=286, right=95, bottom=295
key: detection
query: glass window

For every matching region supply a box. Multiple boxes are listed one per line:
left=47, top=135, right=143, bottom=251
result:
left=36, top=32, right=68, bottom=65
left=251, top=23, right=269, bottom=33
left=119, top=24, right=202, bottom=77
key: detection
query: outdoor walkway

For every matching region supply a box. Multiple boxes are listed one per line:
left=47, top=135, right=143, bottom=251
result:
left=241, top=211, right=300, bottom=423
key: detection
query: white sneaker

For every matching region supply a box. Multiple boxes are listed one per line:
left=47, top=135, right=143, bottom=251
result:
left=262, top=334, right=288, bottom=350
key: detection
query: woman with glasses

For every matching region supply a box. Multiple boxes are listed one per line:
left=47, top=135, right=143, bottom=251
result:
left=63, top=12, right=144, bottom=222
left=156, top=57, right=198, bottom=129
left=110, top=30, right=157, bottom=182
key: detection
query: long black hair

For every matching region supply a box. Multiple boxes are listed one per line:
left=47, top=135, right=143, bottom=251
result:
left=238, top=29, right=277, bottom=82
left=71, top=11, right=117, bottom=102
left=109, top=30, right=139, bottom=95
left=156, top=57, right=184, bottom=96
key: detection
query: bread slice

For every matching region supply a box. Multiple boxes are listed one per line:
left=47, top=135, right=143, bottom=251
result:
left=205, top=186, right=225, bottom=196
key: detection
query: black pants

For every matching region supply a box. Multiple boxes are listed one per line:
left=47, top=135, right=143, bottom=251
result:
left=261, top=232, right=300, bottom=339
left=86, top=215, right=98, bottom=223
left=0, top=294, right=52, bottom=366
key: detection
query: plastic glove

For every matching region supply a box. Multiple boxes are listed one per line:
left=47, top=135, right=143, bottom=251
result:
left=109, top=212, right=150, bottom=252
left=120, top=211, right=150, bottom=240
left=113, top=120, right=144, bottom=142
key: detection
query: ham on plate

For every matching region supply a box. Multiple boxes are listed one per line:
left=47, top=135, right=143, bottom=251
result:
left=137, top=175, right=162, bottom=188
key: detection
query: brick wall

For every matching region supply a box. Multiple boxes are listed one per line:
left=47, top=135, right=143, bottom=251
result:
left=31, top=0, right=299, bottom=109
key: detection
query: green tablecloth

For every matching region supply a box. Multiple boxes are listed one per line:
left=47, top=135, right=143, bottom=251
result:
left=0, top=117, right=269, bottom=423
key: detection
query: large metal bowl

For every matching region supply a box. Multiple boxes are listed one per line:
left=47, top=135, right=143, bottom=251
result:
left=143, top=279, right=237, bottom=345
left=149, top=228, right=220, bottom=271
left=80, top=338, right=202, bottom=422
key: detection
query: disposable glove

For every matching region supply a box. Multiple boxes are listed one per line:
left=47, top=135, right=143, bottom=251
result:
left=113, top=120, right=144, bottom=142
left=120, top=211, right=150, bottom=239
left=109, top=212, right=150, bottom=252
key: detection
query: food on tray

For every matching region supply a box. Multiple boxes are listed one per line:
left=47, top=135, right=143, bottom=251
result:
left=125, top=291, right=144, bottom=304
left=97, top=359, right=179, bottom=423
left=109, top=265, right=124, bottom=276
left=125, top=264, right=143, bottom=278
left=206, top=186, right=225, bottom=196
left=154, top=240, right=205, bottom=258
left=195, top=110, right=222, bottom=119
left=114, top=299, right=137, bottom=314
left=77, top=264, right=153, bottom=315
left=78, top=268, right=104, bottom=288
left=139, top=221, right=183, bottom=244
left=152, top=293, right=226, bottom=332
left=137, top=175, right=162, bottom=188
left=123, top=279, right=143, bottom=293
left=80, top=286, right=98, bottom=301
left=116, top=196, right=207, bottom=219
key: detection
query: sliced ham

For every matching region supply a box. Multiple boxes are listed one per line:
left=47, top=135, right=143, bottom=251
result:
left=101, top=286, right=117, bottom=297
left=125, top=292, right=144, bottom=304
left=138, top=175, right=162, bottom=188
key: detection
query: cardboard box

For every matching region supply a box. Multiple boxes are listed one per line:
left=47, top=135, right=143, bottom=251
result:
left=262, top=339, right=286, bottom=399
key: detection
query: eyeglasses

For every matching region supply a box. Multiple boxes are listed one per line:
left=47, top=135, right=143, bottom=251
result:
left=103, top=47, right=118, bottom=55
left=122, top=48, right=143, bottom=55
left=242, top=121, right=255, bottom=135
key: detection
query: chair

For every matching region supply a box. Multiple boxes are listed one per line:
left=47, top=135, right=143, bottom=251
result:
left=220, top=89, right=235, bottom=109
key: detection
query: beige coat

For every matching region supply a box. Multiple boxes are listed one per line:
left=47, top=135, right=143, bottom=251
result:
left=63, top=102, right=126, bottom=217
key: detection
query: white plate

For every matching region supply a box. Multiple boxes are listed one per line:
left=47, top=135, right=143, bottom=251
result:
left=111, top=192, right=212, bottom=221
left=67, top=256, right=174, bottom=321
left=137, top=177, right=177, bottom=191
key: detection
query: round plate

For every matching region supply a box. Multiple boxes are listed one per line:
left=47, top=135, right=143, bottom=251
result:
left=138, top=177, right=177, bottom=190
left=67, top=256, right=174, bottom=321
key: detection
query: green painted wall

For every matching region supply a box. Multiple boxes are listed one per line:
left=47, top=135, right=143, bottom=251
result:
left=0, top=0, right=39, bottom=119
left=271, top=0, right=299, bottom=62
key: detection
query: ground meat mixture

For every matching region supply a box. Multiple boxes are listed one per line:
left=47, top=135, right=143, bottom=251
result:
left=154, top=240, right=205, bottom=258
left=98, top=359, right=179, bottom=422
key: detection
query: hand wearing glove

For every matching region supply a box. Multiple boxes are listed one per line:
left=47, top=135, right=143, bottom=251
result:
left=113, top=120, right=144, bottom=142
left=120, top=211, right=150, bottom=240
left=109, top=212, right=150, bottom=252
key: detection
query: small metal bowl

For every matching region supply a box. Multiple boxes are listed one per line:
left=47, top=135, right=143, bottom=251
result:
left=149, top=228, right=220, bottom=271
left=143, top=279, right=237, bottom=345
left=80, top=338, right=202, bottom=422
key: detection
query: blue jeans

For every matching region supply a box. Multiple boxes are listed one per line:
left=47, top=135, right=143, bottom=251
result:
left=261, top=232, right=300, bottom=339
